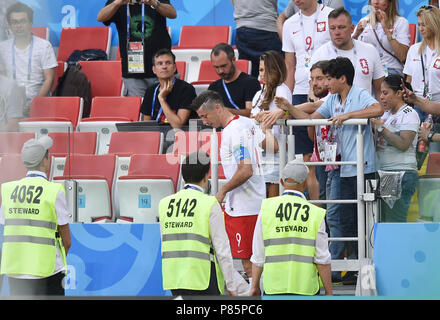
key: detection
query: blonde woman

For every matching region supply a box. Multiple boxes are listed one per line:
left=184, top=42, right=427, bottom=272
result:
left=251, top=51, right=291, bottom=197
left=353, top=0, right=409, bottom=76
left=403, top=5, right=440, bottom=149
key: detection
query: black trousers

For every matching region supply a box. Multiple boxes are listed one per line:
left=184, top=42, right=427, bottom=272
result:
left=171, top=262, right=221, bottom=296
left=8, top=272, right=65, bottom=296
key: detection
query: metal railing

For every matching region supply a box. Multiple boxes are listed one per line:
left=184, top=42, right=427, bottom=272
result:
left=209, top=118, right=374, bottom=274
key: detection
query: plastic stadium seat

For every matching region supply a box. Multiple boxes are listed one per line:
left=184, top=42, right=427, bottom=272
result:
left=47, top=132, right=97, bottom=180
left=57, top=27, right=112, bottom=62
left=77, top=61, right=123, bottom=98
left=418, top=153, right=440, bottom=221
left=0, top=154, right=28, bottom=205
left=171, top=130, right=201, bottom=156
left=409, top=24, right=418, bottom=46
left=173, top=26, right=231, bottom=49
left=0, top=132, right=35, bottom=155
left=32, top=27, right=49, bottom=41
left=51, top=61, right=66, bottom=94
left=108, top=131, right=164, bottom=179
left=18, top=96, right=83, bottom=137
left=78, top=96, right=142, bottom=154
left=176, top=61, right=186, bottom=81
left=117, top=154, right=181, bottom=223
left=53, top=154, right=117, bottom=223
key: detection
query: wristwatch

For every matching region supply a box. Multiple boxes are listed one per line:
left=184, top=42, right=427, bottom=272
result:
left=377, top=125, right=384, bottom=133
left=428, top=131, right=435, bottom=142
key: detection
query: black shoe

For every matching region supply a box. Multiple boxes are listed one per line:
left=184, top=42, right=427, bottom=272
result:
left=341, top=271, right=358, bottom=285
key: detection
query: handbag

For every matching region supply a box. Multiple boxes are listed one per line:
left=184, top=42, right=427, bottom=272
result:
left=372, top=28, right=403, bottom=65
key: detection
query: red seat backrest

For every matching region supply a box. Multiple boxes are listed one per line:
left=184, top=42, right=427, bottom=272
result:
left=108, top=131, right=162, bottom=156
left=28, top=96, right=82, bottom=127
left=88, top=96, right=141, bottom=122
left=48, top=132, right=97, bottom=156
left=0, top=132, right=35, bottom=154
left=126, top=154, right=180, bottom=191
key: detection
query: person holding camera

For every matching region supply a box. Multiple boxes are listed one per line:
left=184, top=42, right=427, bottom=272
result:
left=97, top=0, right=177, bottom=97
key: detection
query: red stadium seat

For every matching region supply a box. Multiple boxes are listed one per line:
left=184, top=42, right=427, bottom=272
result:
left=409, top=23, right=417, bottom=46
left=47, top=131, right=97, bottom=180
left=51, top=61, right=66, bottom=94
left=173, top=26, right=231, bottom=49
left=48, top=131, right=97, bottom=157
left=0, top=132, right=35, bottom=155
left=176, top=61, right=186, bottom=81
left=108, top=131, right=163, bottom=157
left=117, top=154, right=181, bottom=222
left=53, top=154, right=117, bottom=222
left=19, top=96, right=83, bottom=136
left=77, top=61, right=123, bottom=98
left=57, top=27, right=112, bottom=62
left=78, top=96, right=142, bottom=154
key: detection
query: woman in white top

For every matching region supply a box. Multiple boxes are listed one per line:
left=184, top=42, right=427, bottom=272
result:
left=371, top=75, right=420, bottom=222
left=353, top=0, right=410, bottom=76
left=251, top=50, right=292, bottom=198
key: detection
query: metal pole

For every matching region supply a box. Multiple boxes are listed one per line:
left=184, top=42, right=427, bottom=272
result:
left=287, top=125, right=295, bottom=162
left=210, top=128, right=219, bottom=196
left=356, top=124, right=366, bottom=261
left=279, top=127, right=287, bottom=194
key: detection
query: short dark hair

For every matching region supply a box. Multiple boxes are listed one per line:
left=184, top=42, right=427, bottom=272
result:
left=190, top=90, right=225, bottom=111
left=383, top=74, right=415, bottom=106
left=6, top=2, right=34, bottom=24
left=181, top=151, right=211, bottom=184
left=152, top=48, right=176, bottom=65
left=310, top=60, right=330, bottom=74
left=211, top=43, right=235, bottom=61
left=326, top=57, right=355, bottom=86
left=328, top=7, right=352, bottom=24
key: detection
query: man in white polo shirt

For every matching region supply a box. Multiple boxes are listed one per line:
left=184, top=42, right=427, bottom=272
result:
left=191, top=90, right=278, bottom=286
left=311, top=7, right=385, bottom=99
left=282, top=0, right=333, bottom=202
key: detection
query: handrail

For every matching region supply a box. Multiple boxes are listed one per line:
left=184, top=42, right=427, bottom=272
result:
left=209, top=118, right=371, bottom=273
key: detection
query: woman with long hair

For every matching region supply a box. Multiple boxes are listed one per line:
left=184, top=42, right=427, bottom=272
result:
left=371, top=75, right=420, bottom=222
left=353, top=0, right=410, bottom=76
left=403, top=5, right=440, bottom=147
left=251, top=50, right=291, bottom=198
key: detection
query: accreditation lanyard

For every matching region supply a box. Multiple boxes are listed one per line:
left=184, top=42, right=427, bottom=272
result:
left=299, top=4, right=322, bottom=55
left=282, top=191, right=305, bottom=199
left=151, top=77, right=176, bottom=121
left=222, top=79, right=240, bottom=110
left=26, top=172, right=47, bottom=180
left=184, top=184, right=203, bottom=192
left=126, top=3, right=145, bottom=42
left=421, top=49, right=437, bottom=99
left=12, top=35, right=34, bottom=81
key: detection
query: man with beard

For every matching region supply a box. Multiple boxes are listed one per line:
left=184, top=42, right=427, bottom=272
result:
left=208, top=43, right=261, bottom=117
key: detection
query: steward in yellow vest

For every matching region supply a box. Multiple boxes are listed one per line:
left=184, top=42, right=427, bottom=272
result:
left=158, top=151, right=237, bottom=296
left=250, top=159, right=333, bottom=296
left=0, top=135, right=71, bottom=296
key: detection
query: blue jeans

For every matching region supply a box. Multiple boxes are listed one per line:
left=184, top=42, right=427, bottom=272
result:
left=326, top=169, right=344, bottom=260
left=380, top=170, right=419, bottom=222
left=235, top=27, right=282, bottom=78
left=339, top=173, right=376, bottom=259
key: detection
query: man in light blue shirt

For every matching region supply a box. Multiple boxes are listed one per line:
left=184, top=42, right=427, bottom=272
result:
left=272, top=57, right=383, bottom=283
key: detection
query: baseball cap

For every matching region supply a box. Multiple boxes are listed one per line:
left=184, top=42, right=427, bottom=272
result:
left=21, top=135, right=53, bottom=168
left=281, top=159, right=309, bottom=185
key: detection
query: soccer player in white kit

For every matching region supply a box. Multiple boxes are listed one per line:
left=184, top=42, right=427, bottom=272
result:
left=191, top=90, right=279, bottom=285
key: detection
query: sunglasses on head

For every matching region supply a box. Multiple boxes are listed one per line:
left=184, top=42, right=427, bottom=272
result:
left=419, top=5, right=435, bottom=11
